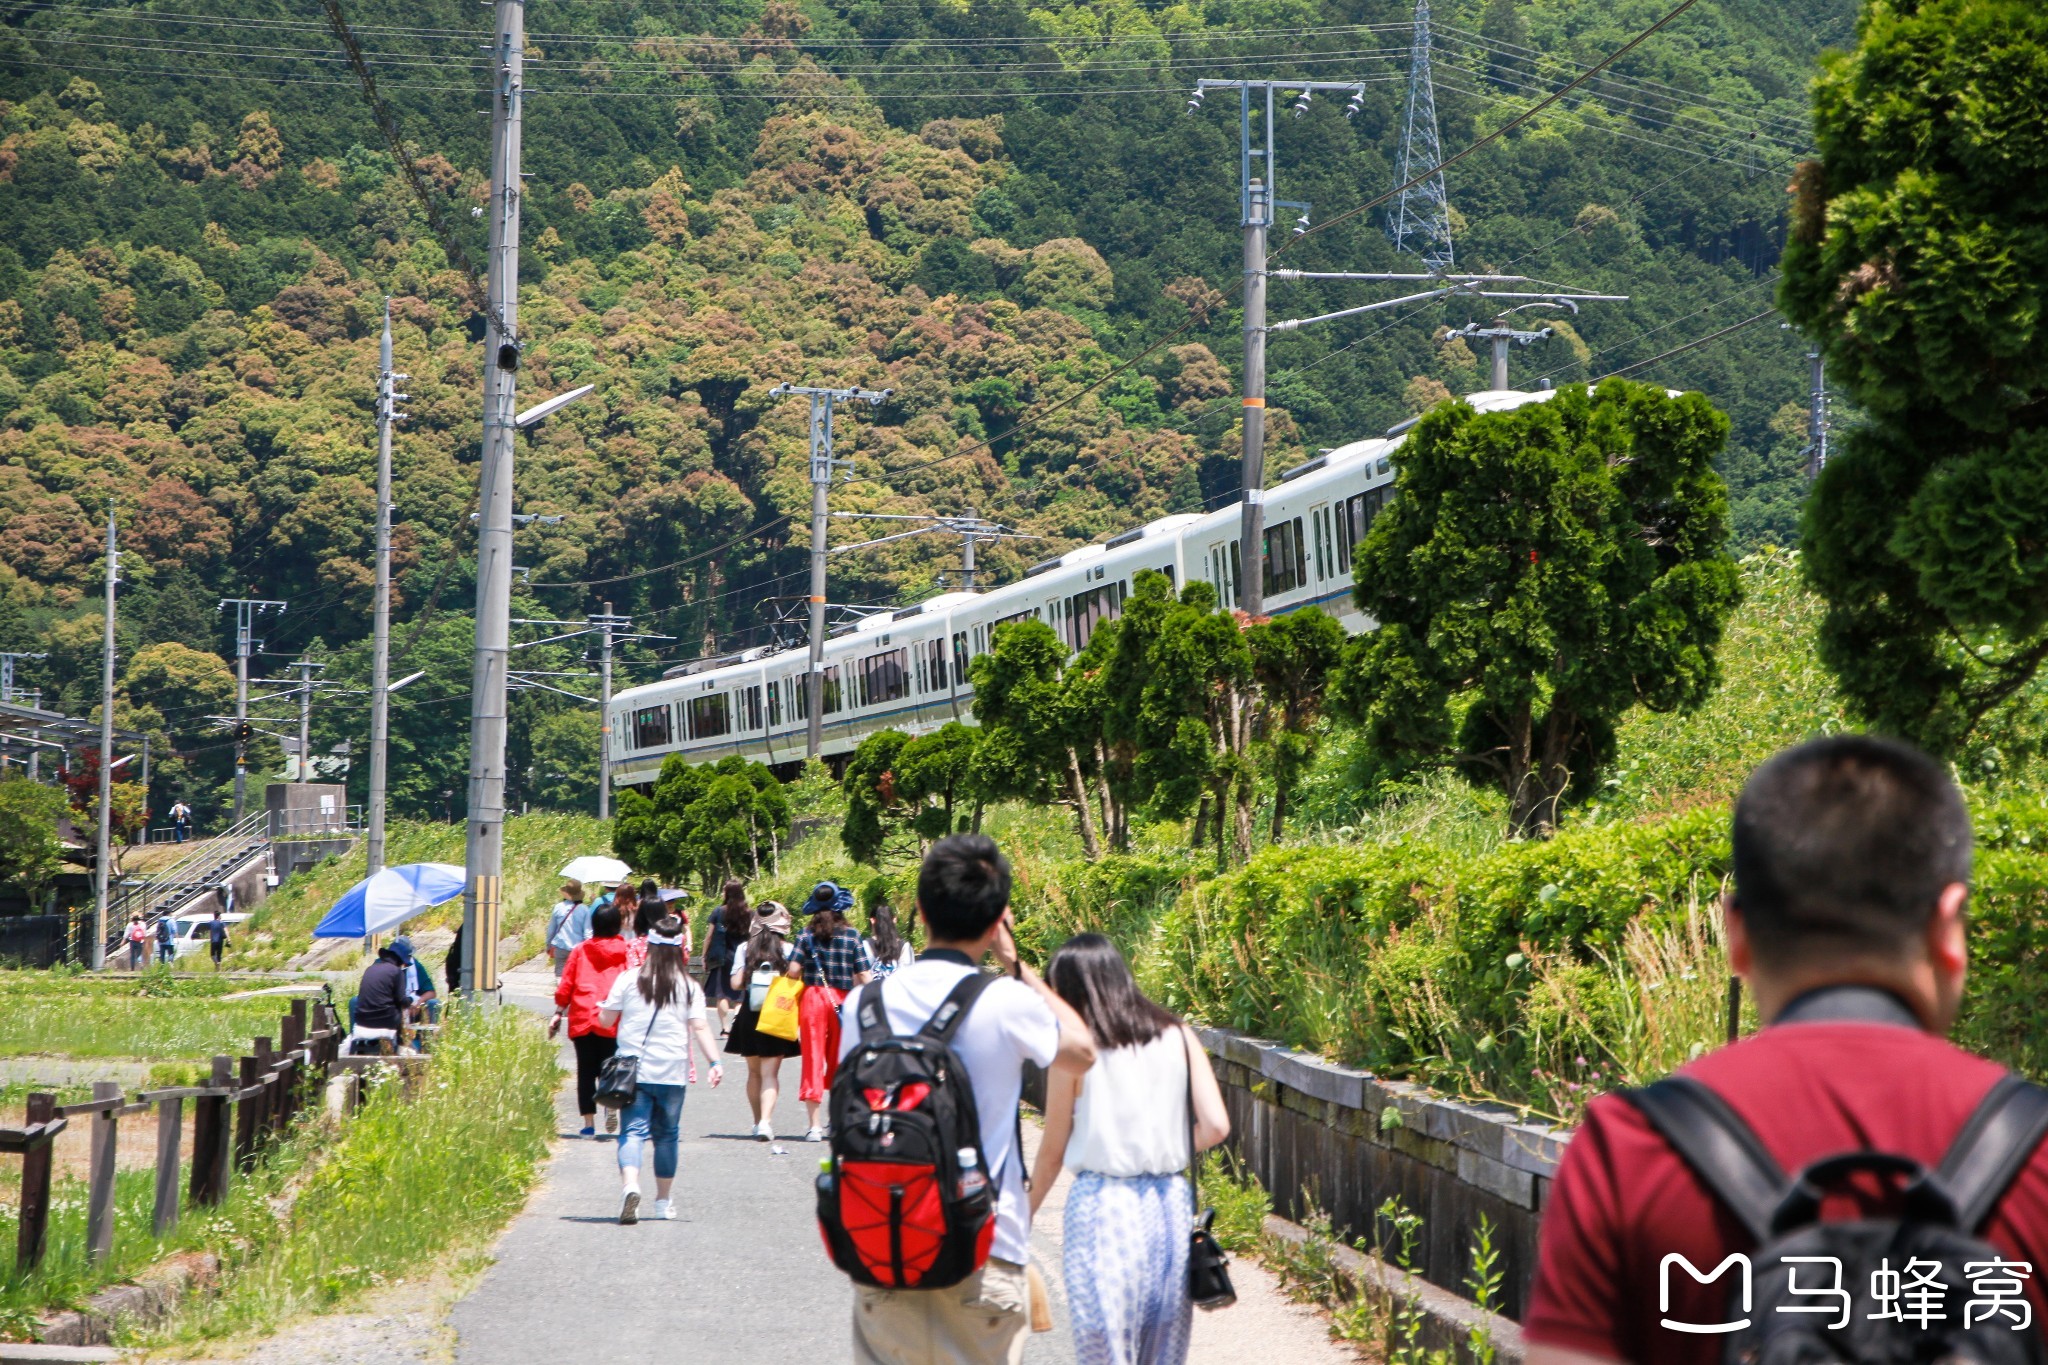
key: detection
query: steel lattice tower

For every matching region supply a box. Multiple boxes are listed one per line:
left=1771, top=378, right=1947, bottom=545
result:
left=1389, top=0, right=1455, bottom=272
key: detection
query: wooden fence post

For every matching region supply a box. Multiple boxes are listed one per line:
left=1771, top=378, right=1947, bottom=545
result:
left=86, top=1080, right=120, bottom=1263
left=15, top=1092, right=55, bottom=1274
left=153, top=1092, right=183, bottom=1238
left=190, top=1055, right=232, bottom=1206
left=234, top=1054, right=260, bottom=1171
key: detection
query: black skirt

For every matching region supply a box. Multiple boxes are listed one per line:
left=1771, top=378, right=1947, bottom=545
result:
left=724, top=1001, right=799, bottom=1058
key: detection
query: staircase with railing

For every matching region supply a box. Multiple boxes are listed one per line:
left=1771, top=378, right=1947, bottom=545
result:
left=87, top=810, right=271, bottom=964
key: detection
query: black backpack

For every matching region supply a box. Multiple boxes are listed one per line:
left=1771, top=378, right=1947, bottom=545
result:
left=1630, top=1074, right=2048, bottom=1365
left=816, top=972, right=999, bottom=1291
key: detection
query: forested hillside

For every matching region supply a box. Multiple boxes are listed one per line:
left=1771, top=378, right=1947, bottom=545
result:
left=0, top=0, right=1853, bottom=819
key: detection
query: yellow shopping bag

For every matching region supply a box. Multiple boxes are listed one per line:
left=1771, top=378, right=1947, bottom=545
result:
left=758, top=974, right=804, bottom=1041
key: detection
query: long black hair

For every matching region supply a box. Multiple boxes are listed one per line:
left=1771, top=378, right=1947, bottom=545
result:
left=720, top=879, right=751, bottom=938
left=867, top=900, right=904, bottom=966
left=634, top=896, right=660, bottom=938
left=1045, top=933, right=1180, bottom=1050
left=638, top=915, right=692, bottom=1009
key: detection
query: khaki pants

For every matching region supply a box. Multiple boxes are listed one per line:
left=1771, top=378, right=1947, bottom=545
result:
left=852, top=1257, right=1029, bottom=1365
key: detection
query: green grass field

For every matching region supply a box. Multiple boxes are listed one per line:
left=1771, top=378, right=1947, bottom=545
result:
left=0, top=970, right=316, bottom=1061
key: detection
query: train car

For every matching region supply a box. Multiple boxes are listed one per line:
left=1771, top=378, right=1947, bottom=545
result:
left=606, top=386, right=1563, bottom=789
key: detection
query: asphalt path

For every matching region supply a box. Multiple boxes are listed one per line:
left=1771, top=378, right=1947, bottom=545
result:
left=453, top=968, right=1074, bottom=1364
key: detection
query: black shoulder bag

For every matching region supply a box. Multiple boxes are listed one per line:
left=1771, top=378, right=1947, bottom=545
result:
left=594, top=999, right=663, bottom=1111
left=1182, top=1029, right=1237, bottom=1310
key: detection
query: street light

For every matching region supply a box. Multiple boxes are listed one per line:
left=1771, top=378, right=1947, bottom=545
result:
left=514, top=384, right=596, bottom=430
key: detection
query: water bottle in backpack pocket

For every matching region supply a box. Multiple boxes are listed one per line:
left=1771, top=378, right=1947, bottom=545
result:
left=1629, top=1073, right=2048, bottom=1365
left=817, top=973, right=1000, bottom=1291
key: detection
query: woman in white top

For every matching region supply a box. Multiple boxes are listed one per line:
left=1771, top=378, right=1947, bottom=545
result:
left=1030, top=933, right=1230, bottom=1365
left=597, top=915, right=723, bottom=1224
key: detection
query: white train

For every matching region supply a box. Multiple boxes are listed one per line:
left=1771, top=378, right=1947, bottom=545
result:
left=606, top=387, right=1561, bottom=788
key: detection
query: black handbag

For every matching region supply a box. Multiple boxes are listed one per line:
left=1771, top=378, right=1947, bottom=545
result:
left=594, top=1000, right=661, bottom=1110
left=1181, top=1030, right=1237, bottom=1311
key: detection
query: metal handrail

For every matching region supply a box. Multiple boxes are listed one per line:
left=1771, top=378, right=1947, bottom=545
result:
left=101, top=811, right=272, bottom=958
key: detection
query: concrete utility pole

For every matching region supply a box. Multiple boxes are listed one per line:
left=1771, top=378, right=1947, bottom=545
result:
left=1456, top=316, right=1555, bottom=390
left=218, top=599, right=285, bottom=822
left=368, top=300, right=406, bottom=875
left=1804, top=350, right=1828, bottom=478
left=767, top=382, right=891, bottom=761
left=589, top=601, right=633, bottom=819
left=1240, top=173, right=1270, bottom=618
left=461, top=0, right=526, bottom=998
left=290, top=659, right=324, bottom=782
left=91, top=504, right=118, bottom=971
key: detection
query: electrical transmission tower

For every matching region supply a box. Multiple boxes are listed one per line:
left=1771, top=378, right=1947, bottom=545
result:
left=1389, top=0, right=1454, bottom=273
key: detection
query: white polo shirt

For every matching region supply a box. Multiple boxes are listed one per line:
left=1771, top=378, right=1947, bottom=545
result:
left=838, top=955, right=1059, bottom=1266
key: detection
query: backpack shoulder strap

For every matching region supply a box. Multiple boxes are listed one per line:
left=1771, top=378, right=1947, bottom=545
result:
left=918, top=971, right=998, bottom=1045
left=1937, top=1073, right=2048, bottom=1232
left=855, top=978, right=894, bottom=1044
left=1625, top=1076, right=1787, bottom=1244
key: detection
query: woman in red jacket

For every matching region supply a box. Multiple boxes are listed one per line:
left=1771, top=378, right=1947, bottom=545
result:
left=552, top=902, right=629, bottom=1137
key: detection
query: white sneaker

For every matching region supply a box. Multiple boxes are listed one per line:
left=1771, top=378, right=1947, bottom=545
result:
left=804, top=1126, right=827, bottom=1143
left=756, top=1122, right=773, bottom=1143
left=619, top=1190, right=641, bottom=1225
left=653, top=1199, right=676, bottom=1220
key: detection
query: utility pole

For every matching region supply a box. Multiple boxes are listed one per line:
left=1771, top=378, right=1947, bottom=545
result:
left=218, top=599, right=285, bottom=822
left=368, top=300, right=406, bottom=875
left=1804, top=350, right=1828, bottom=478
left=828, top=511, right=1041, bottom=593
left=462, top=0, right=525, bottom=999
left=92, top=504, right=117, bottom=971
left=137, top=734, right=149, bottom=846
left=768, top=382, right=892, bottom=760
left=591, top=601, right=630, bottom=819
left=1190, top=75, right=1625, bottom=617
left=290, top=659, right=325, bottom=782
left=1456, top=315, right=1559, bottom=390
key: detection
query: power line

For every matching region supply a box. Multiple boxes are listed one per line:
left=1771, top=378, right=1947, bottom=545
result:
left=1594, top=308, right=1779, bottom=380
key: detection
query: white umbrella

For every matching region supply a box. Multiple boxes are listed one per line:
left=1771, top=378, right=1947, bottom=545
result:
left=559, top=855, right=632, bottom=885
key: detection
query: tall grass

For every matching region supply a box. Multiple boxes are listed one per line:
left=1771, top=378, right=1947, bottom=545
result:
left=159, top=1002, right=556, bottom=1340
left=0, top=968, right=305, bottom=1059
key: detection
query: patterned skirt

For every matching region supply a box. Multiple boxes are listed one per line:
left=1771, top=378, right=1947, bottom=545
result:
left=1063, top=1170, right=1194, bottom=1365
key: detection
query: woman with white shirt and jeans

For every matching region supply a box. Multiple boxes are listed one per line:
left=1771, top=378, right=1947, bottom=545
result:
left=597, top=914, right=723, bottom=1224
left=1031, top=933, right=1231, bottom=1365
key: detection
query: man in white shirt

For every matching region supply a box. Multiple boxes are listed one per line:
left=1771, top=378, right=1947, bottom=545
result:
left=838, top=833, right=1097, bottom=1365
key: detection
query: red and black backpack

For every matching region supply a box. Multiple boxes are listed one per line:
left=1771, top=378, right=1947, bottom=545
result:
left=816, top=972, right=998, bottom=1290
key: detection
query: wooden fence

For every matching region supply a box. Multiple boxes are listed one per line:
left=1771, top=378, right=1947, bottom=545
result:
left=0, top=997, right=419, bottom=1278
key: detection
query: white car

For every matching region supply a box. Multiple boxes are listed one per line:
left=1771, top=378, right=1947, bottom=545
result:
left=165, top=911, right=253, bottom=959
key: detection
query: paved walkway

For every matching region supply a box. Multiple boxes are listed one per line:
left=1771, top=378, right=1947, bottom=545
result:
left=449, top=968, right=1347, bottom=1365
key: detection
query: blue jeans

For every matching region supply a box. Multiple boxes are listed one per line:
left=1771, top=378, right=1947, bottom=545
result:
left=618, top=1082, right=685, bottom=1179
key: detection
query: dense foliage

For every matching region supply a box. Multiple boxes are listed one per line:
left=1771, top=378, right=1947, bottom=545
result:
left=0, top=0, right=1850, bottom=828
left=1334, top=379, right=1740, bottom=834
left=1780, top=0, right=2048, bottom=768
left=614, top=751, right=791, bottom=886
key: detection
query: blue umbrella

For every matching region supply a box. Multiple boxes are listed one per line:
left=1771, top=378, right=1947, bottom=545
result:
left=313, top=863, right=467, bottom=939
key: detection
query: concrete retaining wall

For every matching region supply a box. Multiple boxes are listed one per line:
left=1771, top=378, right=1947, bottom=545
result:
left=1195, top=1026, right=1569, bottom=1321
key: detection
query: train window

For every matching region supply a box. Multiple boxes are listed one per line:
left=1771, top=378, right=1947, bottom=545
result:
left=822, top=665, right=843, bottom=715
left=926, top=639, right=947, bottom=691
left=1207, top=541, right=1241, bottom=608
left=1310, top=504, right=1331, bottom=581
left=688, top=693, right=730, bottom=740
left=1334, top=486, right=1393, bottom=573
left=1263, top=517, right=1308, bottom=596
left=952, top=632, right=969, bottom=685
left=737, top=686, right=763, bottom=731
left=793, top=674, right=811, bottom=721
left=631, top=704, right=672, bottom=749
left=860, top=648, right=908, bottom=706
left=1065, top=580, right=1127, bottom=652
left=767, top=680, right=782, bottom=727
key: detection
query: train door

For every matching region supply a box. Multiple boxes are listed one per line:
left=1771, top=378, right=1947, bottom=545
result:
left=1206, top=540, right=1240, bottom=609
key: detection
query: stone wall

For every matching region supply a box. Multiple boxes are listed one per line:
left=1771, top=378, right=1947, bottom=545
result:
left=1195, top=1026, right=1569, bottom=1321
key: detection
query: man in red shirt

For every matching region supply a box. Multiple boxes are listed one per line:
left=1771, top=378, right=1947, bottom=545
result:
left=1525, top=735, right=2048, bottom=1365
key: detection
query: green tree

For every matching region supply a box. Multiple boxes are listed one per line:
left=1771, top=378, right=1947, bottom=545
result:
left=615, top=753, right=788, bottom=886
left=527, top=709, right=600, bottom=814
left=1133, top=581, right=1256, bottom=866
left=841, top=729, right=914, bottom=867
left=969, top=619, right=1101, bottom=859
left=1333, top=382, right=1740, bottom=837
left=0, top=774, right=68, bottom=901
left=1779, top=0, right=2048, bottom=760
left=895, top=722, right=982, bottom=841
left=1247, top=607, right=1347, bottom=840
